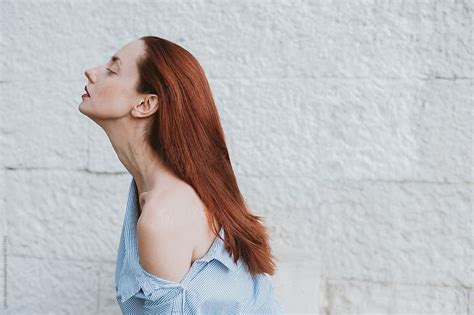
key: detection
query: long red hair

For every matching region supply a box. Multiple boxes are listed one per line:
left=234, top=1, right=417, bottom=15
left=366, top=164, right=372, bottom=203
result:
left=135, top=35, right=277, bottom=278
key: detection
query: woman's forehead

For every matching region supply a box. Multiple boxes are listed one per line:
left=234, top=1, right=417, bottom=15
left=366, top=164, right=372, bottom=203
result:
left=115, top=40, right=145, bottom=64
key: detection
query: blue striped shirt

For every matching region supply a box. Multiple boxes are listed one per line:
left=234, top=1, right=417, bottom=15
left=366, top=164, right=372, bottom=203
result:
left=115, top=177, right=284, bottom=314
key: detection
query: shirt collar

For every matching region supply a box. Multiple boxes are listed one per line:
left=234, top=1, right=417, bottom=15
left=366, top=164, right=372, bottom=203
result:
left=194, top=225, right=239, bottom=271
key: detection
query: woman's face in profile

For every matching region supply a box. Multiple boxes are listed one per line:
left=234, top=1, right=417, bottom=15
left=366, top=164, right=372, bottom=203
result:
left=79, top=39, right=145, bottom=123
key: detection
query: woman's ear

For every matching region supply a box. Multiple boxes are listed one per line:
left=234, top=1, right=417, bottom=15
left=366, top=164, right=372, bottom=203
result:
left=146, top=95, right=159, bottom=111
left=131, top=94, right=159, bottom=118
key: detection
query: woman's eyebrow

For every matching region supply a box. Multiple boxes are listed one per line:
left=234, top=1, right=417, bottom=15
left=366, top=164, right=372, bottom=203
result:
left=110, top=55, right=122, bottom=67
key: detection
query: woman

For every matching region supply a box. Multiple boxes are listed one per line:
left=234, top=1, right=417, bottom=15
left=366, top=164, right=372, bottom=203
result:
left=79, top=36, right=284, bottom=314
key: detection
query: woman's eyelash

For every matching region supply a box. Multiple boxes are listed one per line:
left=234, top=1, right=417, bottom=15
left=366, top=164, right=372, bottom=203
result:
left=106, top=68, right=115, bottom=74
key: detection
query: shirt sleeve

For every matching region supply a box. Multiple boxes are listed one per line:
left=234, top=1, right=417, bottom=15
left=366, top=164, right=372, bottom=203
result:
left=141, top=287, right=184, bottom=315
left=135, top=264, right=187, bottom=314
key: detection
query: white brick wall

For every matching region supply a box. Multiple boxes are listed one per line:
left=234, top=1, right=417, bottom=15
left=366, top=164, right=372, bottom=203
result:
left=1, top=0, right=472, bottom=314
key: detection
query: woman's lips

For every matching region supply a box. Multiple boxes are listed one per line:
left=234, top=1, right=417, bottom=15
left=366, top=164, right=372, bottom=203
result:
left=82, top=86, right=90, bottom=98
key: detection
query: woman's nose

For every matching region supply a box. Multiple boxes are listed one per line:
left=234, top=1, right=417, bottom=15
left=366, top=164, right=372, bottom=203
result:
left=84, top=68, right=94, bottom=83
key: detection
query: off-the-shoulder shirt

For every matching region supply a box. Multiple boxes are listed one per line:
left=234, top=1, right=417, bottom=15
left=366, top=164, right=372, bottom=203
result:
left=115, top=177, right=284, bottom=314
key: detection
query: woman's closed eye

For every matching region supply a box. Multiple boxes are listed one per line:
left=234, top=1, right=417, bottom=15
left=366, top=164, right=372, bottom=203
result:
left=106, top=68, right=115, bottom=74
